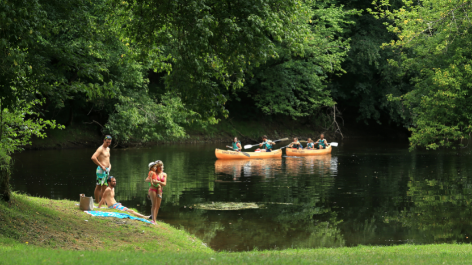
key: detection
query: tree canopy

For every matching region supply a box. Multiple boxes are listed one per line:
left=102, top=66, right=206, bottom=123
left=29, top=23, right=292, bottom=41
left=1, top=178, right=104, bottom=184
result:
left=371, top=0, right=472, bottom=149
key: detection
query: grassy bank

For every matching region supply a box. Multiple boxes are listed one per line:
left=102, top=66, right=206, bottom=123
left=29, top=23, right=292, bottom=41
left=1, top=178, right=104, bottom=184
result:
left=1, top=194, right=472, bottom=264
left=0, top=193, right=210, bottom=252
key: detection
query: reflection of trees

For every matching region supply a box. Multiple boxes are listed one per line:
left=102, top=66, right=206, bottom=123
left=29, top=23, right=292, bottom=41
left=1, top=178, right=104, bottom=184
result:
left=108, top=147, right=217, bottom=207
left=383, top=170, right=472, bottom=243
left=175, top=156, right=344, bottom=251
left=271, top=203, right=345, bottom=248
left=176, top=209, right=225, bottom=243
left=174, top=203, right=345, bottom=251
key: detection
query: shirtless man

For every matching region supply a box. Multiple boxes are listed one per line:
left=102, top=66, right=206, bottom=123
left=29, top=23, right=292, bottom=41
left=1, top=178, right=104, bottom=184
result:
left=92, top=135, right=112, bottom=203
left=99, top=177, right=148, bottom=219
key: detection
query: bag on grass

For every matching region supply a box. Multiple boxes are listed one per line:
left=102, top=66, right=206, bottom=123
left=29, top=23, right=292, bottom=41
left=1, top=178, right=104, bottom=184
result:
left=79, top=194, right=94, bottom=211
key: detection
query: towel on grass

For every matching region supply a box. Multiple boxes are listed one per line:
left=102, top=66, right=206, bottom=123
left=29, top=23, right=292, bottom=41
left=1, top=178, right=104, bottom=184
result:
left=85, top=211, right=151, bottom=224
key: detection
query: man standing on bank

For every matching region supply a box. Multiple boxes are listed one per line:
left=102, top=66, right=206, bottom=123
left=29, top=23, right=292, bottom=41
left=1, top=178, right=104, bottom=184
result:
left=92, top=135, right=112, bottom=203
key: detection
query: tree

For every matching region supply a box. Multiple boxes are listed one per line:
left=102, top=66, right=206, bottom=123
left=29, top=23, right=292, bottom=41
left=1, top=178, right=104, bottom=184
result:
left=113, top=0, right=316, bottom=118
left=0, top=99, right=61, bottom=201
left=237, top=2, right=358, bottom=119
left=329, top=0, right=412, bottom=125
left=371, top=0, right=472, bottom=149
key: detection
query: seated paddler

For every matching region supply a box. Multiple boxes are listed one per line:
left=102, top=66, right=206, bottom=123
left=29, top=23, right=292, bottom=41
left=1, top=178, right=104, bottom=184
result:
left=231, top=137, right=242, bottom=151
left=289, top=137, right=303, bottom=149
left=305, top=138, right=315, bottom=149
left=315, top=134, right=328, bottom=149
left=259, top=135, right=275, bottom=152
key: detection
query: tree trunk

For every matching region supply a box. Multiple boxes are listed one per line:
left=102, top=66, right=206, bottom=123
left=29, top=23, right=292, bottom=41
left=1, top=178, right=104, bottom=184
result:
left=0, top=100, right=10, bottom=202
left=0, top=166, right=10, bottom=202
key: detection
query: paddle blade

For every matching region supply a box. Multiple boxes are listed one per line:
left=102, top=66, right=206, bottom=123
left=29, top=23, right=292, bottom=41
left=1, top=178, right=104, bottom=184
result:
left=330, top=142, right=338, bottom=147
left=242, top=152, right=251, bottom=157
left=279, top=138, right=289, bottom=141
left=243, top=145, right=253, bottom=149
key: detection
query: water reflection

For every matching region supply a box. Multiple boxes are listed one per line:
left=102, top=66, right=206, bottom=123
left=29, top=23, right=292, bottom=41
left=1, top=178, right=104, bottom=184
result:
left=284, top=155, right=337, bottom=175
left=10, top=140, right=472, bottom=251
left=215, top=159, right=282, bottom=180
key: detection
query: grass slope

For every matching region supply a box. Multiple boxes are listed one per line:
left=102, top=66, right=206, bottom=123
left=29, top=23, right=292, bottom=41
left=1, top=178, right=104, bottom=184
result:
left=1, top=193, right=472, bottom=264
left=0, top=193, right=210, bottom=252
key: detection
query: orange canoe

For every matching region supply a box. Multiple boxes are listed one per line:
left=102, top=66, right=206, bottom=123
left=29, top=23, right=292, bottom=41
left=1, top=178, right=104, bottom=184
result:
left=215, top=148, right=282, bottom=159
left=285, top=145, right=332, bottom=156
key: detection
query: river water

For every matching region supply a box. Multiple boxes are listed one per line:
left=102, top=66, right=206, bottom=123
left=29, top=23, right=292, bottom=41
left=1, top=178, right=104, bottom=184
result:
left=11, top=139, right=472, bottom=251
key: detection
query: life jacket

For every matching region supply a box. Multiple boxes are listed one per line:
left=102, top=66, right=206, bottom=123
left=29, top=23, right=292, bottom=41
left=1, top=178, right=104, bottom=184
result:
left=307, top=142, right=314, bottom=148
left=292, top=141, right=302, bottom=149
left=232, top=141, right=241, bottom=150
left=263, top=140, right=273, bottom=150
left=318, top=139, right=326, bottom=147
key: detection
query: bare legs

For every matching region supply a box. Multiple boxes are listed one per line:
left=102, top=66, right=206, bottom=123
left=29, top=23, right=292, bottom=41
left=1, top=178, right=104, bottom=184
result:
left=126, top=208, right=147, bottom=218
left=94, top=185, right=107, bottom=203
left=155, top=193, right=162, bottom=218
left=149, top=189, right=158, bottom=223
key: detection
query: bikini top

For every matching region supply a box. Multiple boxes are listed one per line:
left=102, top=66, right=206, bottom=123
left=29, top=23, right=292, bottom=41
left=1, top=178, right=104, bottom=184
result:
left=149, top=172, right=165, bottom=187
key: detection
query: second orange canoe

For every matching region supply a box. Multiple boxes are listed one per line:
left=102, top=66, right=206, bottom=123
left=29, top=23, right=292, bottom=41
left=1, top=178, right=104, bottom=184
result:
left=285, top=145, right=332, bottom=156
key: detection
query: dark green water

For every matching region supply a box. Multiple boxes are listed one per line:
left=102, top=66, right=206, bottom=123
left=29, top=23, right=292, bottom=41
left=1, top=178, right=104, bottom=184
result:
left=11, top=139, right=472, bottom=251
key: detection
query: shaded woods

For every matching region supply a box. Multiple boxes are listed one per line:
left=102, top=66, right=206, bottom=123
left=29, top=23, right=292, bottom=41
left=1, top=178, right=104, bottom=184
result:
left=1, top=0, right=471, bottom=200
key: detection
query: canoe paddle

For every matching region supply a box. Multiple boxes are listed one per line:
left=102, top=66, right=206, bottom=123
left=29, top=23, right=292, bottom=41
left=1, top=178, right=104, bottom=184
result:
left=226, top=146, right=251, bottom=157
left=243, top=138, right=289, bottom=150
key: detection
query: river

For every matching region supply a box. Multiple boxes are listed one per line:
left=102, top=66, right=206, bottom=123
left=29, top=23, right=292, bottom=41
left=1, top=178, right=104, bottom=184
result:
left=11, top=139, right=472, bottom=251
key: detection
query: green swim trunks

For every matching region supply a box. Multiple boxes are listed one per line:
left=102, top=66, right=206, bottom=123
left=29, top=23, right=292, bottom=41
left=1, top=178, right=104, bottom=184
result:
left=96, top=166, right=109, bottom=186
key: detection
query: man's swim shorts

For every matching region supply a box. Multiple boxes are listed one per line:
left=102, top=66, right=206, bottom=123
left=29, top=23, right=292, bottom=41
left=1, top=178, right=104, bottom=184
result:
left=109, top=203, right=128, bottom=211
left=96, top=166, right=109, bottom=186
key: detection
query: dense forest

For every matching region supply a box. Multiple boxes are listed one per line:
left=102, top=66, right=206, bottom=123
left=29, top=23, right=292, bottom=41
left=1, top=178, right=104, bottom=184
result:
left=1, top=0, right=471, bottom=200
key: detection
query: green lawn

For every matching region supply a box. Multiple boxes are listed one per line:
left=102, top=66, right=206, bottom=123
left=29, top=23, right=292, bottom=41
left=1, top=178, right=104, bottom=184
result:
left=1, top=193, right=472, bottom=264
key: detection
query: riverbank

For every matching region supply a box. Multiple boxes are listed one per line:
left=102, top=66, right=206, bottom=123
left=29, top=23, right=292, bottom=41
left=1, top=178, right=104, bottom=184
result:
left=29, top=118, right=408, bottom=149
left=1, top=194, right=471, bottom=264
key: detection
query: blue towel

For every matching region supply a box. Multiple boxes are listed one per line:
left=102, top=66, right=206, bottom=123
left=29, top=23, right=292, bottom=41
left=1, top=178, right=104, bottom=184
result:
left=85, top=211, right=151, bottom=224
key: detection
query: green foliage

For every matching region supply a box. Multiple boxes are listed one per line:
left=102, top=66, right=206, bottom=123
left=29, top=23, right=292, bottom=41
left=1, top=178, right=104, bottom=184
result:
left=115, top=0, right=317, bottom=118
left=329, top=0, right=412, bottom=124
left=223, top=2, right=362, bottom=120
left=238, top=2, right=358, bottom=119
left=371, top=0, right=472, bottom=149
left=106, top=92, right=216, bottom=144
left=0, top=99, right=62, bottom=200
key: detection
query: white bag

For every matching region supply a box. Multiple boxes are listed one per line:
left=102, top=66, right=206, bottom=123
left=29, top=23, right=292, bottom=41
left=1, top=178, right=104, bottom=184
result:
left=79, top=194, right=94, bottom=211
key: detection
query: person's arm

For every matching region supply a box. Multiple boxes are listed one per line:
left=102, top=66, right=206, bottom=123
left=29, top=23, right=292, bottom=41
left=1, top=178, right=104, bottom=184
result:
left=98, top=189, right=109, bottom=208
left=237, top=143, right=242, bottom=150
left=145, top=171, right=152, bottom=182
left=91, top=147, right=106, bottom=171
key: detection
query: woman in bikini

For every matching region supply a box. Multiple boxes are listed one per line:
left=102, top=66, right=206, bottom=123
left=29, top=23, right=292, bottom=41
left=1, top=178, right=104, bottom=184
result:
left=145, top=160, right=166, bottom=224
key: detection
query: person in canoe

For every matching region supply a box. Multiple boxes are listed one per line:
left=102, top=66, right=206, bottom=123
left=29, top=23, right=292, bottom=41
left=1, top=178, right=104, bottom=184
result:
left=230, top=137, right=242, bottom=151
left=305, top=138, right=315, bottom=149
left=259, top=135, right=275, bottom=152
left=315, top=134, right=328, bottom=149
left=289, top=137, right=303, bottom=149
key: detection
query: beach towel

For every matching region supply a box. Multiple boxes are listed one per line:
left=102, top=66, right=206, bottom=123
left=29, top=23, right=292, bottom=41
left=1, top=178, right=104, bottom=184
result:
left=85, top=211, right=151, bottom=224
